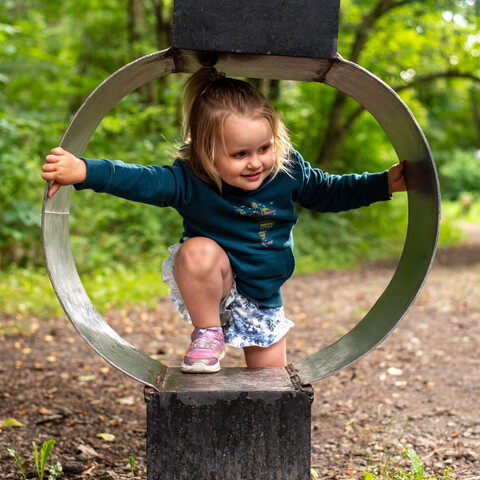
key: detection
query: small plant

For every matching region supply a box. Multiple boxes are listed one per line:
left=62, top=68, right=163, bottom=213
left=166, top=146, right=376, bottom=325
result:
left=363, top=443, right=452, bottom=480
left=7, top=439, right=62, bottom=480
left=129, top=456, right=136, bottom=479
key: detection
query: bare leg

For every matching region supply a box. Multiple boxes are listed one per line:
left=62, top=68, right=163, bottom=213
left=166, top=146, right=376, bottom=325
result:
left=174, top=237, right=234, bottom=328
left=243, top=336, right=287, bottom=368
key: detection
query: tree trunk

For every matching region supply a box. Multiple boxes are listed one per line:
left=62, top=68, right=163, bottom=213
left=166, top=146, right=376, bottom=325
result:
left=316, top=93, right=348, bottom=169
left=471, top=88, right=480, bottom=144
left=150, top=0, right=174, bottom=106
left=151, top=0, right=172, bottom=51
left=128, top=0, right=143, bottom=60
left=316, top=0, right=416, bottom=169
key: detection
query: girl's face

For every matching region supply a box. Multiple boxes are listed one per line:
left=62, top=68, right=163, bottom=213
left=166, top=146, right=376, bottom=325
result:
left=214, top=114, right=275, bottom=191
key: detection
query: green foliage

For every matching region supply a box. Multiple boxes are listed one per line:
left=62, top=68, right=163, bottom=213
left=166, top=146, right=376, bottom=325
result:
left=294, top=195, right=408, bottom=273
left=80, top=262, right=170, bottom=313
left=7, top=440, right=62, bottom=480
left=0, top=265, right=62, bottom=317
left=437, top=149, right=480, bottom=200
left=0, top=261, right=171, bottom=317
left=454, top=196, right=480, bottom=223
left=0, top=113, right=44, bottom=267
left=439, top=199, right=480, bottom=248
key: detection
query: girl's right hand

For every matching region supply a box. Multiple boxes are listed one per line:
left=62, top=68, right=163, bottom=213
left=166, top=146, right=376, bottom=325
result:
left=42, top=147, right=87, bottom=198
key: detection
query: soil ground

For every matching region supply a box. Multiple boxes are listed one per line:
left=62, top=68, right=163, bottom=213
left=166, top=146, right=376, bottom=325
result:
left=1, top=227, right=479, bottom=479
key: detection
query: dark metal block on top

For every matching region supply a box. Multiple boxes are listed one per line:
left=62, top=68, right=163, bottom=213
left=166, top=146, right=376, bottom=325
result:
left=172, top=0, right=340, bottom=59
left=145, top=367, right=314, bottom=480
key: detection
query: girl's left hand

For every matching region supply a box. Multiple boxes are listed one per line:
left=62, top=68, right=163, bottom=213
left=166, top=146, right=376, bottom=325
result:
left=388, top=162, right=406, bottom=194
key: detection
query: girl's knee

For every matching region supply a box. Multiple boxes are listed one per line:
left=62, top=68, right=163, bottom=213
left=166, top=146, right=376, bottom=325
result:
left=175, top=237, right=230, bottom=276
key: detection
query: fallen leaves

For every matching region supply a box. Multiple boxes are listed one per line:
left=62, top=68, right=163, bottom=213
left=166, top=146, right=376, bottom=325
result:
left=2, top=418, right=24, bottom=428
left=38, top=407, right=54, bottom=415
left=116, top=396, right=136, bottom=407
left=97, top=433, right=116, bottom=442
left=77, top=444, right=100, bottom=460
left=109, top=417, right=122, bottom=427
left=387, top=367, right=403, bottom=376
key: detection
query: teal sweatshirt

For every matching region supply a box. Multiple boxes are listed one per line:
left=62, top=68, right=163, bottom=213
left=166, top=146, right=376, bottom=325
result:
left=76, top=149, right=391, bottom=307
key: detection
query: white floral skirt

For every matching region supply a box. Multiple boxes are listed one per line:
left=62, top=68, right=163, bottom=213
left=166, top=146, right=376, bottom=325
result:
left=161, top=241, right=294, bottom=348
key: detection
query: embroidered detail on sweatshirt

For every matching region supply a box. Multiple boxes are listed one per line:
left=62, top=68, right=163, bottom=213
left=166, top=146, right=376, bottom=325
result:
left=234, top=201, right=277, bottom=247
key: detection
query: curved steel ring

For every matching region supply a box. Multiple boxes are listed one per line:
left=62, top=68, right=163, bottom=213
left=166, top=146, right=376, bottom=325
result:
left=42, top=48, right=440, bottom=389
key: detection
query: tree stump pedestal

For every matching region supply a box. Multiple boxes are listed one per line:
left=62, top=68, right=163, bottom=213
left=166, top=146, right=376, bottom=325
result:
left=145, top=367, right=314, bottom=480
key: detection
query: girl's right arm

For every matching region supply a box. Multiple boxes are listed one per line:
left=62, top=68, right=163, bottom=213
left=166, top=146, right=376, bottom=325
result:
left=42, top=147, right=87, bottom=198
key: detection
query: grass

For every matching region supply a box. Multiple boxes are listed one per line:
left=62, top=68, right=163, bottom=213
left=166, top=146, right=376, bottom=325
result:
left=0, top=262, right=170, bottom=319
left=361, top=443, right=453, bottom=480
left=0, top=267, right=62, bottom=318
left=441, top=198, right=480, bottom=227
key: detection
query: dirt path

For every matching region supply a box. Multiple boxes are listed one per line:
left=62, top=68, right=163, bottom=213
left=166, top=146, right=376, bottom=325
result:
left=1, top=231, right=479, bottom=479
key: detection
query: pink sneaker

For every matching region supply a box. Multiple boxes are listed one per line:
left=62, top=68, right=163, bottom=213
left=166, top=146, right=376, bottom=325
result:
left=181, top=327, right=225, bottom=373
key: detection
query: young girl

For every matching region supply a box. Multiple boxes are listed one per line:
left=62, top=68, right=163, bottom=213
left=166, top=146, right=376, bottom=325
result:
left=43, top=66, right=406, bottom=374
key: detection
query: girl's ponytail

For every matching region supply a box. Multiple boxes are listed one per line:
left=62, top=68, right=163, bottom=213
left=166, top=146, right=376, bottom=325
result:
left=182, top=67, right=225, bottom=142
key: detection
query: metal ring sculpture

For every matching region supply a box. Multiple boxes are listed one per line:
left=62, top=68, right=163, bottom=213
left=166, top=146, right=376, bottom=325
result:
left=42, top=48, right=440, bottom=390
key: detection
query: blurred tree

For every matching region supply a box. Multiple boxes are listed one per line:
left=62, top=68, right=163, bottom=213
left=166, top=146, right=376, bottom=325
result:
left=297, top=0, right=480, bottom=170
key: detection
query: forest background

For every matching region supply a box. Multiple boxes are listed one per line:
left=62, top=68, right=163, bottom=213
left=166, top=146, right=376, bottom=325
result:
left=1, top=0, right=480, bottom=318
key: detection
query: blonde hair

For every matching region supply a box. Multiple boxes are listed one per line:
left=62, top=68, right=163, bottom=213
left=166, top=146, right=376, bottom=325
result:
left=179, top=66, right=292, bottom=191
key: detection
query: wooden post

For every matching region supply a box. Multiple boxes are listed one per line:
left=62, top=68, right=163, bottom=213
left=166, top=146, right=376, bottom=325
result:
left=172, top=0, right=340, bottom=59
left=145, top=368, right=313, bottom=480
